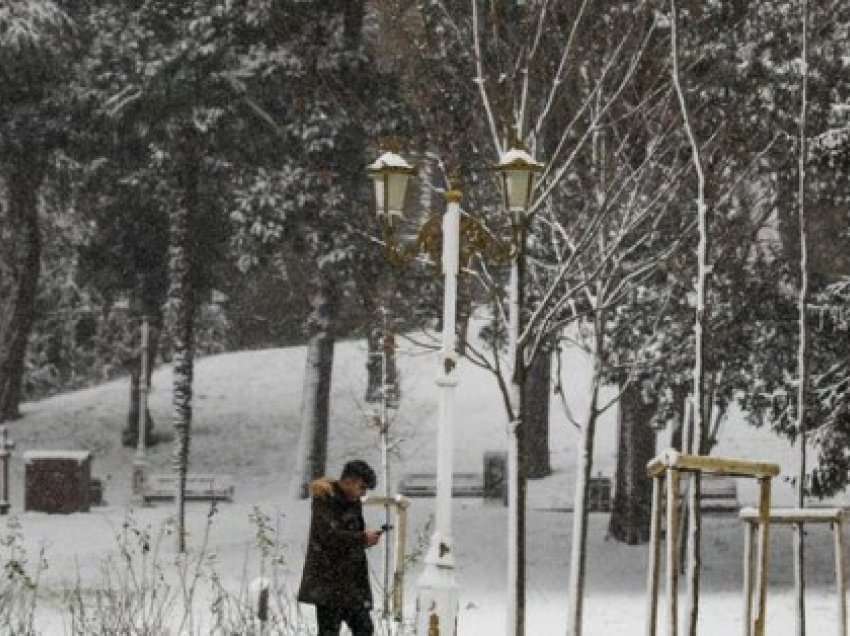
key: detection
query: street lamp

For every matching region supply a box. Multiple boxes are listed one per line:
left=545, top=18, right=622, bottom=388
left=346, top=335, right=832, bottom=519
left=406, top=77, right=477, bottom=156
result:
left=496, top=146, right=544, bottom=218
left=494, top=142, right=543, bottom=636
left=368, top=150, right=417, bottom=226
left=369, top=151, right=461, bottom=636
left=132, top=314, right=150, bottom=507
left=369, top=142, right=543, bottom=636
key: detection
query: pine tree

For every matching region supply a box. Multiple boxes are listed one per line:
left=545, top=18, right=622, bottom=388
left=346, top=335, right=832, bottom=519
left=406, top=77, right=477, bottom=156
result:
left=0, top=1, right=78, bottom=421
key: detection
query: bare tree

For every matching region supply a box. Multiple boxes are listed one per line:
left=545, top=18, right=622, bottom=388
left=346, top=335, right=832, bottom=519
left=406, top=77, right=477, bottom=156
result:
left=794, top=1, right=810, bottom=633
left=389, top=4, right=687, bottom=634
left=670, top=0, right=708, bottom=632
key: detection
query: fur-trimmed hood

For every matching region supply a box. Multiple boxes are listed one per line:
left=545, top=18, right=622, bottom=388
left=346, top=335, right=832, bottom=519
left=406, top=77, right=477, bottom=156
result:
left=309, top=478, right=335, bottom=499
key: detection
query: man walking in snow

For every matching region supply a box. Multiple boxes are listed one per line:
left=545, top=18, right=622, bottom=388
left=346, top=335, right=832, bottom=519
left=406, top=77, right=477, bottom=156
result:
left=298, top=459, right=382, bottom=636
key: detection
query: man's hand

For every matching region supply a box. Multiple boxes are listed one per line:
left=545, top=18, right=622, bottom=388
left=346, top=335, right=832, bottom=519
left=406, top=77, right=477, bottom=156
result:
left=364, top=530, right=382, bottom=547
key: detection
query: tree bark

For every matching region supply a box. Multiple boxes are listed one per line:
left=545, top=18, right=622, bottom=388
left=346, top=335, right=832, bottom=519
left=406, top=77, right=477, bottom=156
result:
left=669, top=383, right=690, bottom=452
left=608, top=381, right=657, bottom=544
left=365, top=317, right=383, bottom=403
left=456, top=275, right=472, bottom=357
left=365, top=304, right=397, bottom=406
left=293, top=273, right=337, bottom=499
left=0, top=159, right=46, bottom=421
left=525, top=344, right=552, bottom=479
left=171, top=140, right=198, bottom=554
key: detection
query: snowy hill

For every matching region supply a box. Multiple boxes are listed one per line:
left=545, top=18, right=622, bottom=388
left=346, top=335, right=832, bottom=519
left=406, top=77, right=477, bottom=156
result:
left=11, top=331, right=829, bottom=510
left=7, top=336, right=847, bottom=634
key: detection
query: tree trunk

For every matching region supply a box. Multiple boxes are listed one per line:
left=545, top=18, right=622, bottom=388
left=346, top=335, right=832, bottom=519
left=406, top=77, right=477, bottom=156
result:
left=171, top=142, right=198, bottom=554
left=0, top=159, right=45, bottom=421
left=566, top=310, right=604, bottom=636
left=525, top=344, right=552, bottom=479
left=456, top=275, right=472, bottom=357
left=293, top=273, right=337, bottom=499
left=670, top=2, right=708, bottom=631
left=795, top=4, right=810, bottom=633
left=608, top=381, right=657, bottom=544
left=365, top=304, right=397, bottom=406
left=669, top=383, right=690, bottom=451
left=365, top=317, right=383, bottom=403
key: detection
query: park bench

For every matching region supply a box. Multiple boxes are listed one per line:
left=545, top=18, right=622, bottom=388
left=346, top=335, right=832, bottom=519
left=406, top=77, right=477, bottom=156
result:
left=398, top=472, right=483, bottom=498
left=143, top=473, right=235, bottom=503
left=692, top=474, right=738, bottom=512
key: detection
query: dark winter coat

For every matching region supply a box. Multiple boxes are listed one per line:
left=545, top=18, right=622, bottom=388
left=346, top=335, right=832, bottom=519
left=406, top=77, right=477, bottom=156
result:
left=298, top=478, right=373, bottom=611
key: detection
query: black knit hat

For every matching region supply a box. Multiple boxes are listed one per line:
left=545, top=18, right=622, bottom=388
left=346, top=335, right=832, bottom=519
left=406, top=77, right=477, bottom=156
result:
left=341, top=460, right=377, bottom=490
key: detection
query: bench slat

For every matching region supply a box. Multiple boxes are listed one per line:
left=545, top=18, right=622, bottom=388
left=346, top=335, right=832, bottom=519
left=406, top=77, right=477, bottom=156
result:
left=143, top=473, right=234, bottom=502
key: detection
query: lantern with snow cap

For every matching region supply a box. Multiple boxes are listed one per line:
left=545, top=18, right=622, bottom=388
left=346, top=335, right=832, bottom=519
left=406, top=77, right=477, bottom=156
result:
left=368, top=151, right=417, bottom=226
left=494, top=144, right=544, bottom=218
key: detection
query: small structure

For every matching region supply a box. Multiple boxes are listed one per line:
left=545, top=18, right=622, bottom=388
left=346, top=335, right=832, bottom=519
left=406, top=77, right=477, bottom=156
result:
left=89, top=478, right=104, bottom=507
left=588, top=473, right=612, bottom=513
left=363, top=494, right=411, bottom=625
left=739, top=507, right=847, bottom=636
left=24, top=450, right=93, bottom=514
left=644, top=449, right=780, bottom=636
left=0, top=427, right=15, bottom=515
left=483, top=451, right=508, bottom=504
left=143, top=473, right=234, bottom=503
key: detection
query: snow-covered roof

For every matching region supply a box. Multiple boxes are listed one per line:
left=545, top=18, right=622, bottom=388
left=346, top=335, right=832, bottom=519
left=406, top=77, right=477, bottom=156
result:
left=23, top=450, right=92, bottom=464
left=497, top=147, right=544, bottom=170
left=367, top=151, right=415, bottom=173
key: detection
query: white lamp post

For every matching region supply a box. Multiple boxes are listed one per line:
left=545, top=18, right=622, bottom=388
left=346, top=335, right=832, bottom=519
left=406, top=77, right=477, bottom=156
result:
left=369, top=151, right=461, bottom=636
left=414, top=181, right=462, bottom=636
left=495, top=144, right=543, bottom=636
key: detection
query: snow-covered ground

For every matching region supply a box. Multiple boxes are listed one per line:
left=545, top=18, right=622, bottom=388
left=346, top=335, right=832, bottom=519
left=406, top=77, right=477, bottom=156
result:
left=6, top=334, right=848, bottom=634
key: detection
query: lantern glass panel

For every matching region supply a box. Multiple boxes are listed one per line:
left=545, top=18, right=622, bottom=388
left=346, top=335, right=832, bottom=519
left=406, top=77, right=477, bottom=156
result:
left=372, top=174, right=386, bottom=218
left=386, top=171, right=409, bottom=220
left=505, top=169, right=533, bottom=212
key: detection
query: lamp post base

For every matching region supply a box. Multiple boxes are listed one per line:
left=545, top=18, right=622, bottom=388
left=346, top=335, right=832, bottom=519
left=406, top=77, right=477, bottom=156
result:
left=415, top=539, right=459, bottom=636
left=131, top=458, right=148, bottom=507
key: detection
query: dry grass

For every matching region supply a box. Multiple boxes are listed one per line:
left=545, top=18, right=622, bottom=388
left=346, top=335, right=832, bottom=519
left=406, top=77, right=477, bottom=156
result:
left=0, top=503, right=421, bottom=635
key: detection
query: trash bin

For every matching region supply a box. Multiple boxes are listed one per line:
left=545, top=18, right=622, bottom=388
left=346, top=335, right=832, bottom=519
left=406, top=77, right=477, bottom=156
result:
left=483, top=451, right=508, bottom=505
left=24, top=451, right=92, bottom=514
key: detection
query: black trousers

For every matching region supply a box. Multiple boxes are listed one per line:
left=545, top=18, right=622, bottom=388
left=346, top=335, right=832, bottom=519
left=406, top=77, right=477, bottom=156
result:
left=315, top=605, right=374, bottom=636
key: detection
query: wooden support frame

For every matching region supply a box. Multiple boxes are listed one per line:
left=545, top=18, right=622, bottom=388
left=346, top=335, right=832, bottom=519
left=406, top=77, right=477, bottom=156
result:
left=645, top=450, right=779, bottom=636
left=645, top=476, right=663, bottom=636
left=364, top=494, right=412, bottom=625
left=740, top=507, right=847, bottom=636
